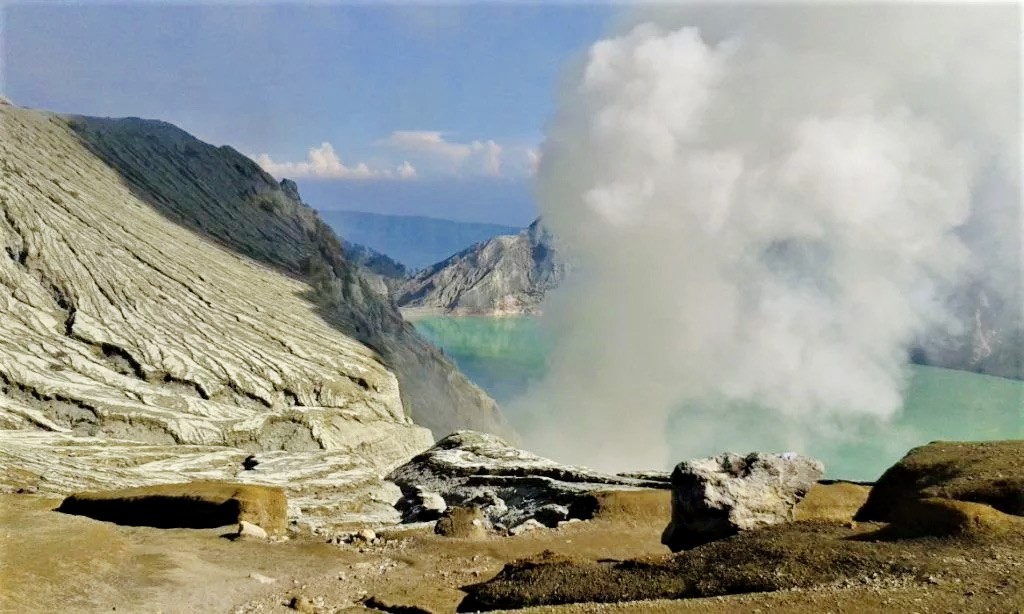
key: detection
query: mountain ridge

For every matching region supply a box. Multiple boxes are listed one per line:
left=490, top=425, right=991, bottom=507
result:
left=394, top=219, right=566, bottom=316
left=1, top=105, right=510, bottom=447
left=318, top=209, right=521, bottom=270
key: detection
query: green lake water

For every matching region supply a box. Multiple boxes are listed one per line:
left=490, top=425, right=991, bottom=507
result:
left=414, top=316, right=1024, bottom=480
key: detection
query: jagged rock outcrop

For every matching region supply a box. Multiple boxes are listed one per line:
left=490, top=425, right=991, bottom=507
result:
left=661, top=452, right=823, bottom=551
left=0, top=104, right=507, bottom=525
left=387, top=431, right=669, bottom=532
left=395, top=220, right=566, bottom=316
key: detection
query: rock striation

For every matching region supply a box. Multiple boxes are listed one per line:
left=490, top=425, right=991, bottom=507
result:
left=0, top=104, right=508, bottom=526
left=387, top=431, right=670, bottom=532
left=395, top=220, right=566, bottom=316
left=661, top=452, right=823, bottom=551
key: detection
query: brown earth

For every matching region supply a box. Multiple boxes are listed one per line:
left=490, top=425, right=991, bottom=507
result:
left=3, top=479, right=1022, bottom=613
left=858, top=440, right=1024, bottom=520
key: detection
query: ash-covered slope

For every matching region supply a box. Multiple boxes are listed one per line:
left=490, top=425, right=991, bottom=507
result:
left=395, top=220, right=566, bottom=316
left=0, top=104, right=507, bottom=458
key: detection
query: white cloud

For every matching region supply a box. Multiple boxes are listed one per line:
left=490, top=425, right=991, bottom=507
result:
left=397, top=160, right=418, bottom=179
left=383, top=130, right=503, bottom=177
left=525, top=148, right=542, bottom=175
left=256, top=142, right=415, bottom=181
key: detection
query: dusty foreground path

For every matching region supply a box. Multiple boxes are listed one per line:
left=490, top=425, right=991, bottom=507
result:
left=2, top=493, right=1021, bottom=614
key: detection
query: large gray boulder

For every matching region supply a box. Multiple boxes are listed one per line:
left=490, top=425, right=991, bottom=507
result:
left=387, top=431, right=669, bottom=532
left=662, top=452, right=823, bottom=551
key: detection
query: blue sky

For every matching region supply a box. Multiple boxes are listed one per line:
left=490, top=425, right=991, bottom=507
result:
left=3, top=2, right=619, bottom=225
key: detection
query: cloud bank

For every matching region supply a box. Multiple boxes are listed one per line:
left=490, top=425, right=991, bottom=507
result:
left=384, top=130, right=503, bottom=177
left=256, top=142, right=415, bottom=180
left=516, top=5, right=1020, bottom=472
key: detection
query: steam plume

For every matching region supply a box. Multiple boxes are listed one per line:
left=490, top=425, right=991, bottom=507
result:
left=517, top=5, right=1021, bottom=472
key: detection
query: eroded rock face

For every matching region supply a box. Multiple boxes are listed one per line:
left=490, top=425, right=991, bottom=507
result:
left=0, top=105, right=465, bottom=528
left=661, top=452, right=823, bottom=551
left=0, top=105, right=433, bottom=450
left=56, top=481, right=287, bottom=535
left=387, top=431, right=670, bottom=532
left=395, top=220, right=566, bottom=316
left=49, top=106, right=509, bottom=439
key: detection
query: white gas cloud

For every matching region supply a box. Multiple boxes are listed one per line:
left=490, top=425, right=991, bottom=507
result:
left=515, top=5, right=1020, bottom=472
left=256, top=142, right=415, bottom=180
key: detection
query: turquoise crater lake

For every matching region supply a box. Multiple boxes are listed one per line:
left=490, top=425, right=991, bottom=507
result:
left=414, top=315, right=1023, bottom=481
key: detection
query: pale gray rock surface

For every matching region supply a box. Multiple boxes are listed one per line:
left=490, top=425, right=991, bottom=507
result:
left=395, top=485, right=447, bottom=522
left=0, top=105, right=507, bottom=526
left=661, top=452, right=824, bottom=551
left=53, top=107, right=509, bottom=438
left=395, top=220, right=566, bottom=316
left=387, top=431, right=669, bottom=531
left=237, top=521, right=268, bottom=541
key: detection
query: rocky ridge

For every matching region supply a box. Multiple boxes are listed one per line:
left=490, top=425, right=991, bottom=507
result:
left=0, top=104, right=508, bottom=527
left=387, top=431, right=670, bottom=532
left=395, top=219, right=566, bottom=316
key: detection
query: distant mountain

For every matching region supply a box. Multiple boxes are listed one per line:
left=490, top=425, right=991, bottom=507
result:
left=342, top=240, right=408, bottom=279
left=395, top=220, right=567, bottom=316
left=912, top=284, right=1023, bottom=381
left=318, top=210, right=520, bottom=270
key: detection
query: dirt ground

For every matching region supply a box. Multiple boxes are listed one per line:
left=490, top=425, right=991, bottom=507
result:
left=2, top=486, right=1022, bottom=614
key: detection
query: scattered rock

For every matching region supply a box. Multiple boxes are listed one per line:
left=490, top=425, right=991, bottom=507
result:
left=248, top=572, right=276, bottom=584
left=56, top=481, right=289, bottom=535
left=287, top=595, right=315, bottom=612
left=242, top=455, right=260, bottom=471
left=509, top=519, right=545, bottom=536
left=856, top=440, right=1024, bottom=522
left=661, top=452, right=823, bottom=551
left=459, top=521, right=944, bottom=612
left=237, top=521, right=268, bottom=541
left=388, top=431, right=670, bottom=530
left=396, top=486, right=447, bottom=522
left=435, top=506, right=490, bottom=539
left=364, top=595, right=439, bottom=614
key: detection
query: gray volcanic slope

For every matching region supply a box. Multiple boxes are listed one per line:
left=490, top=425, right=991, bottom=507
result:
left=0, top=104, right=510, bottom=512
left=396, top=220, right=566, bottom=315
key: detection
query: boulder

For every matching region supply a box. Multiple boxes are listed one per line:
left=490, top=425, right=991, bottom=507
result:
left=56, top=481, right=288, bottom=535
left=856, top=440, right=1024, bottom=521
left=396, top=486, right=448, bottom=522
left=661, top=452, right=823, bottom=551
left=236, top=520, right=268, bottom=540
left=387, top=431, right=669, bottom=531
